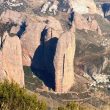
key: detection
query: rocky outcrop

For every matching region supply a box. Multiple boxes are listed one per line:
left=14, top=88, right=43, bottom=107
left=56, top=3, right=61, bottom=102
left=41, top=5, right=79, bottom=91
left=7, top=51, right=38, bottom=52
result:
left=0, top=9, right=76, bottom=92
left=74, top=14, right=102, bottom=35
left=1, top=11, right=75, bottom=92
left=70, top=0, right=99, bottom=14
left=26, top=0, right=46, bottom=7
left=1, top=10, right=76, bottom=92
left=31, top=0, right=98, bottom=14
left=54, top=26, right=76, bottom=92
left=0, top=10, right=63, bottom=66
left=0, top=32, right=24, bottom=86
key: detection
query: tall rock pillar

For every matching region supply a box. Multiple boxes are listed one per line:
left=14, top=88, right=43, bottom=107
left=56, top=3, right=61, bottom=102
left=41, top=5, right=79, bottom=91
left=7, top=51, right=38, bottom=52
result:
left=54, top=26, right=76, bottom=93
left=0, top=32, right=24, bottom=87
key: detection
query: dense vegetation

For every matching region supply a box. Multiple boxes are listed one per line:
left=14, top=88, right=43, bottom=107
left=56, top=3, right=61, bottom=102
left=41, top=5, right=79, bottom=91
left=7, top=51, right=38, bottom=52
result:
left=0, top=80, right=47, bottom=110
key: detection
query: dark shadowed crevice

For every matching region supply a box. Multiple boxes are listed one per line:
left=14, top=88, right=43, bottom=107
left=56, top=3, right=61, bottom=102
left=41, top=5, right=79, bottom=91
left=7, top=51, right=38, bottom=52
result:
left=101, top=3, right=110, bottom=17
left=17, top=21, right=27, bottom=39
left=31, top=37, right=58, bottom=90
left=40, top=26, right=48, bottom=45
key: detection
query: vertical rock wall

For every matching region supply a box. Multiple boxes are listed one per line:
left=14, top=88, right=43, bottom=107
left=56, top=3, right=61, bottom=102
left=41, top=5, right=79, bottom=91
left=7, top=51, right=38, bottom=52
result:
left=54, top=27, right=76, bottom=93
left=0, top=32, right=24, bottom=86
left=0, top=10, right=76, bottom=92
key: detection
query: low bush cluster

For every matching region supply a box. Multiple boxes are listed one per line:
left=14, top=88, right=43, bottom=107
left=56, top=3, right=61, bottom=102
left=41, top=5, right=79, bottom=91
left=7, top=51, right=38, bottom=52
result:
left=0, top=80, right=47, bottom=110
left=58, top=102, right=85, bottom=110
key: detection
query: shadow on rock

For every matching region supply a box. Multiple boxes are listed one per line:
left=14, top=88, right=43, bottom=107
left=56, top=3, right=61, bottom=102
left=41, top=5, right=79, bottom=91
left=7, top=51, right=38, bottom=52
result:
left=31, top=37, right=58, bottom=90
left=17, top=21, right=27, bottom=39
left=101, top=3, right=110, bottom=17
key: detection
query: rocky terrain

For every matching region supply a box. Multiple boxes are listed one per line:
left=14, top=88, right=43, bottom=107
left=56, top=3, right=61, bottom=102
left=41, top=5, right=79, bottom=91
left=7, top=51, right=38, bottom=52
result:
left=0, top=0, right=110, bottom=110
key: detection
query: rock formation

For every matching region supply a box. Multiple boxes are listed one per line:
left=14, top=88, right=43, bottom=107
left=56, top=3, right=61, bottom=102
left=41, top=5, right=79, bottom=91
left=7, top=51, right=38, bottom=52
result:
left=54, top=26, right=76, bottom=92
left=70, top=0, right=99, bottom=14
left=0, top=10, right=76, bottom=92
left=0, top=32, right=24, bottom=86
left=0, top=0, right=107, bottom=93
left=74, top=14, right=102, bottom=35
left=0, top=1, right=110, bottom=109
left=0, top=10, right=63, bottom=66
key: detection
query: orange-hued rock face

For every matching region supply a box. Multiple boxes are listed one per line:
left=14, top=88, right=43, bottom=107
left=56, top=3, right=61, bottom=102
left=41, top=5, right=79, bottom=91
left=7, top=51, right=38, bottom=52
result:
left=54, top=26, right=76, bottom=93
left=0, top=10, right=63, bottom=66
left=74, top=14, right=102, bottom=35
left=1, top=32, right=24, bottom=86
left=0, top=10, right=76, bottom=92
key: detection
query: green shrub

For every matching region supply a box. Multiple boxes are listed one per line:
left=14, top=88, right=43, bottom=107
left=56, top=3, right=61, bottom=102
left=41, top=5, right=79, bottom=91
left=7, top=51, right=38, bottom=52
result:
left=0, top=80, right=47, bottom=110
left=66, top=102, right=79, bottom=110
left=58, top=106, right=68, bottom=110
left=37, top=100, right=47, bottom=110
left=57, top=102, right=87, bottom=110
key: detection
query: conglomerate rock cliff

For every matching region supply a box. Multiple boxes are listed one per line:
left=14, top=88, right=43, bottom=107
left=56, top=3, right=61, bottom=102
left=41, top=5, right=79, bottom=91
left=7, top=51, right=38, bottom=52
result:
left=0, top=1, right=110, bottom=109
left=0, top=0, right=109, bottom=94
left=54, top=26, right=76, bottom=92
left=0, top=9, right=76, bottom=92
left=0, top=32, right=24, bottom=86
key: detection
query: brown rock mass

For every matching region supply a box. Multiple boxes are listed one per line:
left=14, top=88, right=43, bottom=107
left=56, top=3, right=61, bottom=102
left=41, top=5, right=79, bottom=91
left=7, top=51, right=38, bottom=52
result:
left=0, top=32, right=24, bottom=86
left=74, top=14, right=102, bottom=35
left=0, top=10, right=76, bottom=92
left=54, top=26, right=76, bottom=93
